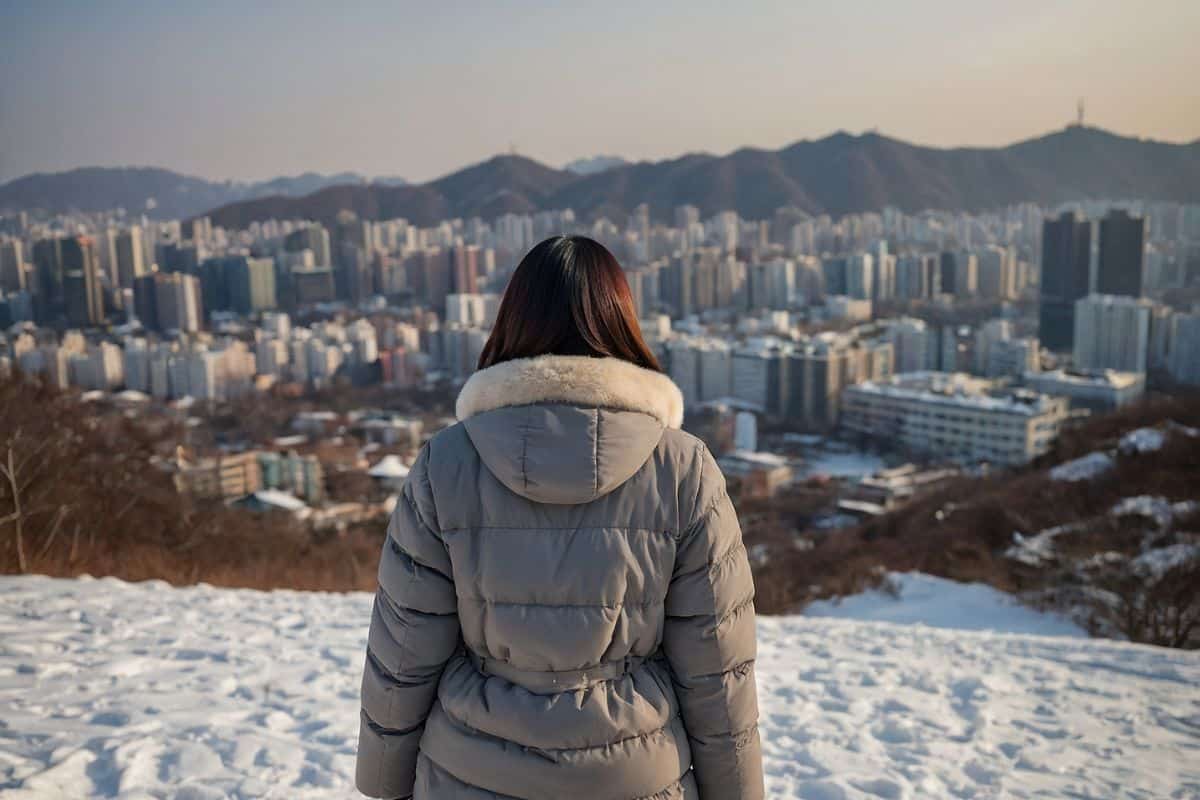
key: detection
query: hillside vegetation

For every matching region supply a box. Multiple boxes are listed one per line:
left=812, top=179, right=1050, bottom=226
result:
left=0, top=376, right=380, bottom=591
left=746, top=393, right=1200, bottom=648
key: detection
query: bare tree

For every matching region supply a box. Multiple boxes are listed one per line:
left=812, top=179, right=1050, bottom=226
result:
left=0, top=429, right=68, bottom=574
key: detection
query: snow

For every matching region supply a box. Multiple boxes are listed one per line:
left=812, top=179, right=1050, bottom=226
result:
left=800, top=449, right=887, bottom=480
left=1132, top=544, right=1200, bottom=579
left=2, top=575, right=1199, bottom=799
left=244, top=489, right=309, bottom=513
left=1118, top=427, right=1166, bottom=454
left=1110, top=495, right=1198, bottom=529
left=805, top=572, right=1087, bottom=637
left=1004, top=522, right=1086, bottom=567
left=366, top=455, right=410, bottom=479
left=1048, top=451, right=1113, bottom=482
left=1005, top=496, right=1199, bottom=570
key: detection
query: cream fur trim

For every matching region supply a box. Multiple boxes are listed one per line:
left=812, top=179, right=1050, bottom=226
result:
left=456, top=355, right=684, bottom=429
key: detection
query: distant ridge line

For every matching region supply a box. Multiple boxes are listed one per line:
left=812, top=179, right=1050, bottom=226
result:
left=3, top=125, right=1198, bottom=225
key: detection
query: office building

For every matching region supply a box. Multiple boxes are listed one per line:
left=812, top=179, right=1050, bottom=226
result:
left=841, top=372, right=1068, bottom=465
left=1023, top=369, right=1145, bottom=412
left=1039, top=212, right=1092, bottom=351
left=1096, top=209, right=1145, bottom=298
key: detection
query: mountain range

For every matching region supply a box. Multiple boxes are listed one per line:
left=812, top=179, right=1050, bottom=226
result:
left=3, top=126, right=1198, bottom=228
left=0, top=168, right=406, bottom=221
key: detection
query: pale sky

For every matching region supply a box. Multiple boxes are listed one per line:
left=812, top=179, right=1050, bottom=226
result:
left=1, top=0, right=1197, bottom=184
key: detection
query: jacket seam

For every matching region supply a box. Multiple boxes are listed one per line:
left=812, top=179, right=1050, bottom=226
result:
left=411, top=443, right=441, bottom=534
left=418, top=753, right=533, bottom=800
left=680, top=488, right=729, bottom=543
left=714, top=591, right=756, bottom=629
left=711, top=539, right=747, bottom=575
left=386, top=536, right=454, bottom=584
left=438, top=703, right=680, bottom=757
left=439, top=525, right=674, bottom=535
left=457, top=596, right=663, bottom=610
left=635, top=774, right=690, bottom=800
left=519, top=406, right=533, bottom=493
left=401, top=450, right=442, bottom=542
left=689, top=720, right=759, bottom=747
left=682, top=657, right=757, bottom=683
left=689, top=443, right=707, bottom=529
left=593, top=407, right=600, bottom=498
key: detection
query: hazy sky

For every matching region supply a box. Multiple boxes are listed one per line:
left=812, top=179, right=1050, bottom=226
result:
left=1, top=0, right=1197, bottom=184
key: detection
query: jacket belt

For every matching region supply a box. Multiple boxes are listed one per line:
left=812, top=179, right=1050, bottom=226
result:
left=467, top=650, right=655, bottom=692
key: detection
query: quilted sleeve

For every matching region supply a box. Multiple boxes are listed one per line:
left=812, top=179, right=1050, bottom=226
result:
left=662, top=443, right=764, bottom=799
left=356, top=446, right=460, bottom=799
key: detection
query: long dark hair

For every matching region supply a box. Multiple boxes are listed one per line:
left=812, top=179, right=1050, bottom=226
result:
left=477, top=235, right=661, bottom=371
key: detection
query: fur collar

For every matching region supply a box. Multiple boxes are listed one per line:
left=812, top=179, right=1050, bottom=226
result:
left=456, top=355, right=684, bottom=429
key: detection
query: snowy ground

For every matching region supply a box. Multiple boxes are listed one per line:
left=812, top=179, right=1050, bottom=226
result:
left=2, top=576, right=1199, bottom=799
left=805, top=572, right=1087, bottom=638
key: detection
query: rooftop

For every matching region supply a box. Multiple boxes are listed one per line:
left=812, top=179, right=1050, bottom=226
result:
left=849, top=371, right=1060, bottom=415
left=1025, top=369, right=1143, bottom=390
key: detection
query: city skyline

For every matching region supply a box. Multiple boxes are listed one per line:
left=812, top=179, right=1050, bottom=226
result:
left=2, top=1, right=1198, bottom=184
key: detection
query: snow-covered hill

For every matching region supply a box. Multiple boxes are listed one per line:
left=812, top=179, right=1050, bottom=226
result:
left=804, top=572, right=1088, bottom=637
left=1, top=575, right=1197, bottom=799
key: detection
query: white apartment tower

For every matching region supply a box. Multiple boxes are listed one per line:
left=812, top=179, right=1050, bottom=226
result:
left=1073, top=294, right=1154, bottom=374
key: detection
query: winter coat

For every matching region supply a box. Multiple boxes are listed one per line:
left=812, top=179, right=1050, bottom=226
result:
left=356, top=354, right=763, bottom=800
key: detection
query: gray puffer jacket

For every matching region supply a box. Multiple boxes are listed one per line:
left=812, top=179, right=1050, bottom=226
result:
left=356, top=355, right=763, bottom=799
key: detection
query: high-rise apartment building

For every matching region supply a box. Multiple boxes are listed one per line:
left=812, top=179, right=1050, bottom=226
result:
left=1167, top=310, right=1200, bottom=386
left=226, top=256, right=277, bottom=313
left=1073, top=294, right=1154, bottom=373
left=976, top=245, right=1016, bottom=300
left=0, top=239, right=25, bottom=292
left=895, top=253, right=939, bottom=300
left=115, top=226, right=146, bottom=288
left=135, top=272, right=202, bottom=333
left=785, top=332, right=892, bottom=431
left=450, top=243, right=480, bottom=295
left=284, top=224, right=332, bottom=267
left=32, top=237, right=64, bottom=310
left=61, top=236, right=104, bottom=327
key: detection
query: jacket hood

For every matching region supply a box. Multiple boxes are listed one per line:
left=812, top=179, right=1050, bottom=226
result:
left=455, top=355, right=685, bottom=504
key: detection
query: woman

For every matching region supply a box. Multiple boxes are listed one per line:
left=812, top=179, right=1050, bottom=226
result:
left=356, top=235, right=763, bottom=799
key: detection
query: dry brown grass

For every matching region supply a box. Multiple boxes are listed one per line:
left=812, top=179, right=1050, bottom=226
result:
left=0, top=374, right=385, bottom=592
